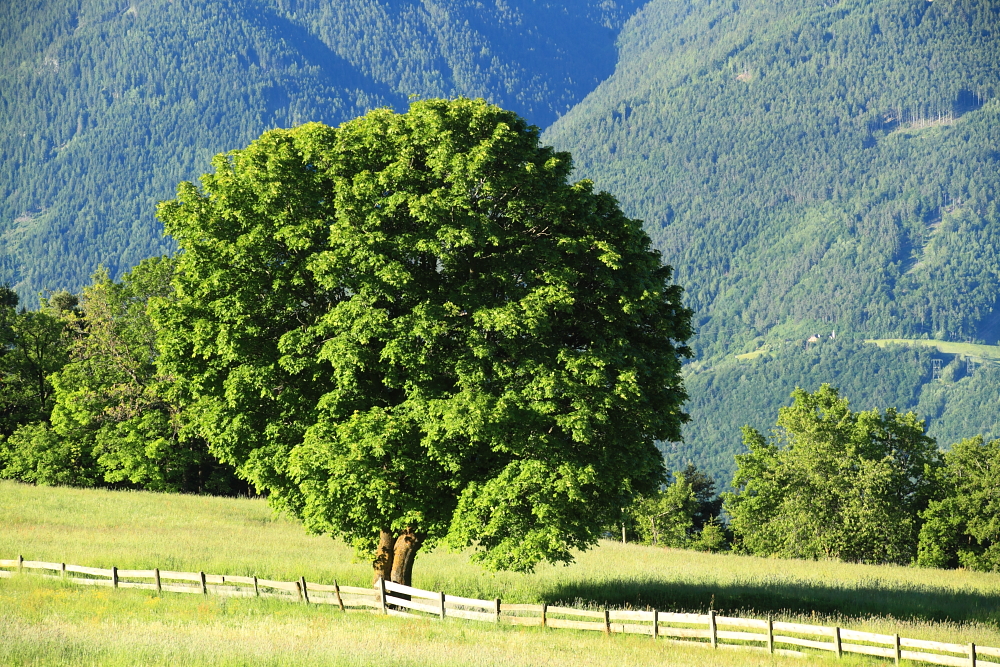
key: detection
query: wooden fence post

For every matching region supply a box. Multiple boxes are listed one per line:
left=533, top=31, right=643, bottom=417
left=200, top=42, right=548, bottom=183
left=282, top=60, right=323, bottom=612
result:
left=295, top=580, right=303, bottom=602
left=541, top=603, right=548, bottom=628
left=253, top=576, right=259, bottom=597
left=299, top=577, right=309, bottom=604
left=834, top=627, right=842, bottom=657
left=604, top=609, right=611, bottom=635
left=154, top=568, right=161, bottom=593
left=60, top=563, right=66, bottom=579
left=439, top=592, right=446, bottom=620
left=653, top=610, right=659, bottom=640
left=709, top=610, right=717, bottom=648
left=894, top=634, right=901, bottom=666
left=112, top=566, right=119, bottom=589
left=970, top=643, right=977, bottom=667
left=494, top=598, right=501, bottom=623
left=199, top=571, right=207, bottom=595
left=17, top=555, right=23, bottom=573
left=378, top=577, right=387, bottom=614
left=334, top=580, right=344, bottom=611
left=767, top=616, right=774, bottom=654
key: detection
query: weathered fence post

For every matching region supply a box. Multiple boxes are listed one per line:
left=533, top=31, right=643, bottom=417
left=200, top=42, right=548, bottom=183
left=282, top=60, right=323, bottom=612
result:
left=378, top=577, right=387, bottom=614
left=494, top=598, right=501, bottom=623
left=17, top=555, right=23, bottom=573
left=154, top=568, right=161, bottom=593
left=894, top=634, right=901, bottom=666
left=60, top=563, right=66, bottom=579
left=334, top=580, right=344, bottom=611
left=541, top=603, right=548, bottom=628
left=112, top=566, right=119, bottom=589
left=439, top=592, right=446, bottom=620
left=835, top=627, right=842, bottom=658
left=299, top=577, right=310, bottom=604
left=604, top=609, right=611, bottom=635
left=253, top=575, right=259, bottom=597
left=970, top=642, right=977, bottom=667
left=653, top=609, right=659, bottom=640
left=199, top=571, right=207, bottom=595
left=767, top=616, right=774, bottom=654
left=709, top=610, right=717, bottom=648
left=295, top=580, right=303, bottom=603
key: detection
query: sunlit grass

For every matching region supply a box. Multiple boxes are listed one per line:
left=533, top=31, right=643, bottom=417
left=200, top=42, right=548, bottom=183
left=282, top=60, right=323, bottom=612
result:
left=0, top=575, right=868, bottom=667
left=2, top=479, right=999, bottom=664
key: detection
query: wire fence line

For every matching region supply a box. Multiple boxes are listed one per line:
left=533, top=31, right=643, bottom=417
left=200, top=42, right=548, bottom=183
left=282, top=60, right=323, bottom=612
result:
left=2, top=555, right=995, bottom=667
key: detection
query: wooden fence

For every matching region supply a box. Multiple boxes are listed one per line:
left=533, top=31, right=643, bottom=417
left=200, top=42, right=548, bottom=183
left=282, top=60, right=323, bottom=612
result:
left=2, top=555, right=996, bottom=667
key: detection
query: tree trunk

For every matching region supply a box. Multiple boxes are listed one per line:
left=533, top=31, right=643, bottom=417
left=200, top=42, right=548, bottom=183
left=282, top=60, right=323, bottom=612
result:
left=372, top=529, right=396, bottom=586
left=390, top=527, right=422, bottom=588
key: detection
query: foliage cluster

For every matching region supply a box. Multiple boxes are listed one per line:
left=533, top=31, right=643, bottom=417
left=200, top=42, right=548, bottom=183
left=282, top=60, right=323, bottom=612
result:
left=0, top=259, right=244, bottom=494
left=0, top=287, right=74, bottom=441
left=721, top=385, right=1000, bottom=571
left=918, top=436, right=1000, bottom=572
left=622, top=463, right=726, bottom=552
left=2, top=99, right=693, bottom=584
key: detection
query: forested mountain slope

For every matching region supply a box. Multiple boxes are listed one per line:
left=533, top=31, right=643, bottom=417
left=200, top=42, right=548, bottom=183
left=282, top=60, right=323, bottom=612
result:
left=546, top=0, right=1000, bottom=358
left=0, top=0, right=642, bottom=301
left=666, top=338, right=1000, bottom=484
left=6, top=0, right=1000, bottom=484
left=544, top=0, right=1000, bottom=479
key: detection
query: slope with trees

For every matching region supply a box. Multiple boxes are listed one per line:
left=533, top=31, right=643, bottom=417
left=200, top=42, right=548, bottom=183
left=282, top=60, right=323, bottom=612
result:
left=0, top=0, right=643, bottom=303
left=544, top=0, right=1000, bottom=467
left=548, top=0, right=1000, bottom=357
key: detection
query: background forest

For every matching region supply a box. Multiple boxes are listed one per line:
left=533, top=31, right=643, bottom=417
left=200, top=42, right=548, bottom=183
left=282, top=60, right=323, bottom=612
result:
left=2, top=0, right=1000, bottom=510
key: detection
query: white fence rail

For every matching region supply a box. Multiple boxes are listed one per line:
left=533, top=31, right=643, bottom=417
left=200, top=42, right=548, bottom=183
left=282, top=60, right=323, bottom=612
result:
left=2, top=555, right=994, bottom=666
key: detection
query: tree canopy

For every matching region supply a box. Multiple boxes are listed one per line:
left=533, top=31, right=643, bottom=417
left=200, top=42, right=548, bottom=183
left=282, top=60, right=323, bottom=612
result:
left=918, top=436, right=1000, bottom=571
left=154, top=98, right=692, bottom=583
left=724, top=384, right=940, bottom=564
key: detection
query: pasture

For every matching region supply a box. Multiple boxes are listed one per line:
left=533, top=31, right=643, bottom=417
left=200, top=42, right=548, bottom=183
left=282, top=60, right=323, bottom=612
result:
left=2, top=480, right=998, bottom=665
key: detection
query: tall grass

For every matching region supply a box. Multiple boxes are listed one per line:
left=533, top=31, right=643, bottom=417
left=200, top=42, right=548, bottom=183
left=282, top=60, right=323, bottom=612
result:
left=0, top=575, right=840, bottom=667
left=2, top=480, right=999, bottom=653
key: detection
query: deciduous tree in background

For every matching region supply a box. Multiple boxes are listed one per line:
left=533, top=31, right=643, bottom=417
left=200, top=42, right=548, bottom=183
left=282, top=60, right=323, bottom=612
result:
left=0, top=290, right=74, bottom=439
left=628, top=463, right=727, bottom=551
left=724, top=384, right=940, bottom=565
left=154, top=98, right=692, bottom=585
left=918, top=436, right=1000, bottom=572
left=45, top=258, right=244, bottom=494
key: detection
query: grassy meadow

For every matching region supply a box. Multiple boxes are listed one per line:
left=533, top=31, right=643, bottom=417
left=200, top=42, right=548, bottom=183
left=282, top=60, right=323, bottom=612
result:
left=1, top=574, right=855, bottom=667
left=866, top=339, right=1000, bottom=362
left=2, top=480, right=999, bottom=665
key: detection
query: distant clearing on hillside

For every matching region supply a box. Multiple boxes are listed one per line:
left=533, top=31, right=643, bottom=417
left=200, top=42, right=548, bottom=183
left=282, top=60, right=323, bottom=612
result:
left=867, top=339, right=1000, bottom=362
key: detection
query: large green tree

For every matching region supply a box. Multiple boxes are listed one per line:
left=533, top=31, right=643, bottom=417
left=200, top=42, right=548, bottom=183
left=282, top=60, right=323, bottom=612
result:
left=154, top=98, right=692, bottom=585
left=724, top=385, right=940, bottom=565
